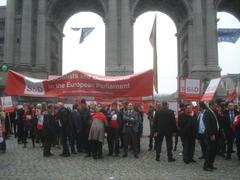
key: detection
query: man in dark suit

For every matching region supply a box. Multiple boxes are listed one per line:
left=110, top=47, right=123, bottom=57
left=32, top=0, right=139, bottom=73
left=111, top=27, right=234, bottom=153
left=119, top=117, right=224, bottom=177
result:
left=43, top=104, right=57, bottom=157
left=203, top=101, right=219, bottom=171
left=223, top=102, right=239, bottom=160
left=58, top=102, right=72, bottom=157
left=154, top=101, right=177, bottom=162
left=179, top=104, right=198, bottom=164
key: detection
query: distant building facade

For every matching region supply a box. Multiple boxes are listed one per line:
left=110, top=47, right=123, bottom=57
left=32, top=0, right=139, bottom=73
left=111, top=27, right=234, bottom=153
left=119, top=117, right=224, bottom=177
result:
left=0, top=0, right=239, bottom=96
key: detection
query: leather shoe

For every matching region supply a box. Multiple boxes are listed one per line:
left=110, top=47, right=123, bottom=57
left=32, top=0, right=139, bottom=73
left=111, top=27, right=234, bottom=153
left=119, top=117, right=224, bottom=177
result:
left=122, top=153, right=128, bottom=158
left=203, top=167, right=213, bottom=172
left=168, top=158, right=176, bottom=162
left=184, top=160, right=189, bottom=164
left=198, top=156, right=205, bottom=159
left=134, top=154, right=139, bottom=159
left=156, top=157, right=160, bottom=161
left=189, top=159, right=196, bottom=163
left=225, top=156, right=231, bottom=160
left=210, top=166, right=217, bottom=170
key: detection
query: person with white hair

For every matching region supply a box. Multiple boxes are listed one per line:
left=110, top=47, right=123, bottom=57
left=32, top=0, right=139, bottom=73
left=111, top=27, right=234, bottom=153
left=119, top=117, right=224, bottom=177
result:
left=88, top=104, right=108, bottom=159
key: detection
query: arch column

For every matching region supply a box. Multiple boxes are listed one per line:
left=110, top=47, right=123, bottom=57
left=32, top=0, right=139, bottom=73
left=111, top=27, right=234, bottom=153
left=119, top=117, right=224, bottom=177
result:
left=120, top=0, right=134, bottom=75
left=105, top=0, right=119, bottom=75
left=3, top=0, right=16, bottom=65
left=20, top=0, right=33, bottom=66
left=191, top=0, right=206, bottom=76
left=205, top=0, right=221, bottom=76
left=36, top=0, right=47, bottom=69
left=105, top=0, right=133, bottom=75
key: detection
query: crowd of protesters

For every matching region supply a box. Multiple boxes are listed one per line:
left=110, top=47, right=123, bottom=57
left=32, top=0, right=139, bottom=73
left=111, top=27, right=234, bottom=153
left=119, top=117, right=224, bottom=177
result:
left=0, top=98, right=240, bottom=172
left=147, top=99, right=240, bottom=171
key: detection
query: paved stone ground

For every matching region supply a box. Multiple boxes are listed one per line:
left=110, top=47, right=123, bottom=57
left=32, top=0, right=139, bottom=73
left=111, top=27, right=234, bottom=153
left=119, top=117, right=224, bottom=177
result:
left=1, top=115, right=240, bottom=180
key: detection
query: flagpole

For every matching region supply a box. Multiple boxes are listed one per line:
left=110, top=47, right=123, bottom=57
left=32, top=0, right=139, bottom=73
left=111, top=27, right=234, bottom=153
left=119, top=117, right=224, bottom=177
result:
left=149, top=14, right=158, bottom=94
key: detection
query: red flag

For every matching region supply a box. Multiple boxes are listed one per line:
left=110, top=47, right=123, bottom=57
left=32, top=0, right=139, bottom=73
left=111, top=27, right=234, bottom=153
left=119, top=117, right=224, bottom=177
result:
left=228, top=89, right=237, bottom=102
left=149, top=15, right=158, bottom=94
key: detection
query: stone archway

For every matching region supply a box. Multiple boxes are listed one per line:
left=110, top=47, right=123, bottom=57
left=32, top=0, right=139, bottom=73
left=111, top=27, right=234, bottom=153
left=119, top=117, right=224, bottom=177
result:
left=4, top=0, right=238, bottom=85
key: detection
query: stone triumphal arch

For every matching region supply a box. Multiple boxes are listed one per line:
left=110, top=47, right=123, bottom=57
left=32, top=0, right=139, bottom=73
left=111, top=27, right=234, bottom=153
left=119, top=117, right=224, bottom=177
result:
left=2, top=0, right=240, bottom=86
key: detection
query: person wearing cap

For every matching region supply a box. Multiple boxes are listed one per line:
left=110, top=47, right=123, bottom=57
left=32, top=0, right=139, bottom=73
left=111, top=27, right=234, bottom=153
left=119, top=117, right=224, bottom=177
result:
left=88, top=104, right=108, bottom=159
left=122, top=103, right=139, bottom=158
left=107, top=102, right=122, bottom=156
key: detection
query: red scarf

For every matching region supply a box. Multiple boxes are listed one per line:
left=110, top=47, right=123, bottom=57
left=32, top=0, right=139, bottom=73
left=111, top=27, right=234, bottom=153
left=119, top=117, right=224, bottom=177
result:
left=233, top=115, right=240, bottom=132
left=92, top=112, right=106, bottom=121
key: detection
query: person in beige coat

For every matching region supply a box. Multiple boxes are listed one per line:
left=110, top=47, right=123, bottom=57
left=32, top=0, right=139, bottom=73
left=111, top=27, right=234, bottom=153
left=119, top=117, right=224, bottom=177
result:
left=88, top=104, right=108, bottom=159
left=0, top=106, right=6, bottom=153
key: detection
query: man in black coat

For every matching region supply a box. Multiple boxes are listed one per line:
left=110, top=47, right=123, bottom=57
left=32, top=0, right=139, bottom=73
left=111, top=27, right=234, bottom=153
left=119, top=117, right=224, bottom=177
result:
left=203, top=101, right=219, bottom=171
left=70, top=104, right=82, bottom=153
left=154, top=101, right=177, bottom=162
left=58, top=102, right=72, bottom=157
left=43, top=104, right=57, bottom=157
left=79, top=99, right=91, bottom=157
left=179, top=104, right=198, bottom=164
left=223, top=102, right=239, bottom=159
left=16, top=105, right=24, bottom=144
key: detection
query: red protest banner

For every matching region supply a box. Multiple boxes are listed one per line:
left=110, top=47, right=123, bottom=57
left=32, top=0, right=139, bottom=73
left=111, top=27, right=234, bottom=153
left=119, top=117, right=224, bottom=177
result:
left=201, top=77, right=221, bottom=101
left=5, top=70, right=153, bottom=99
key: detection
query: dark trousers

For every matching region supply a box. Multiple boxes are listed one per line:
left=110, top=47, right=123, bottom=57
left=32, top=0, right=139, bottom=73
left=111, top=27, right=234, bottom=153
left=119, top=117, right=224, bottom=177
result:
left=0, top=132, right=6, bottom=152
left=82, top=128, right=91, bottom=154
left=36, top=129, right=44, bottom=145
left=123, top=127, right=138, bottom=155
left=204, top=137, right=217, bottom=168
left=17, top=123, right=24, bottom=143
left=155, top=133, right=173, bottom=159
left=61, top=131, right=70, bottom=155
left=22, top=125, right=35, bottom=147
left=149, top=127, right=154, bottom=149
left=236, top=139, right=240, bottom=159
left=225, top=132, right=234, bottom=157
left=43, top=138, right=52, bottom=156
left=217, top=130, right=226, bottom=154
left=11, top=120, right=17, bottom=136
left=198, top=133, right=207, bottom=157
left=91, top=140, right=102, bottom=158
left=137, top=127, right=142, bottom=153
left=182, top=135, right=196, bottom=161
left=107, top=128, right=120, bottom=155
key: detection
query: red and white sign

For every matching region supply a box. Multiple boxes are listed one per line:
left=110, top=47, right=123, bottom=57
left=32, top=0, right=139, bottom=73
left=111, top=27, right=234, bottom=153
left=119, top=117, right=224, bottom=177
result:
left=5, top=70, right=153, bottom=99
left=201, top=77, right=221, bottom=101
left=181, top=78, right=202, bottom=101
left=0, top=96, right=14, bottom=112
left=227, top=89, right=237, bottom=102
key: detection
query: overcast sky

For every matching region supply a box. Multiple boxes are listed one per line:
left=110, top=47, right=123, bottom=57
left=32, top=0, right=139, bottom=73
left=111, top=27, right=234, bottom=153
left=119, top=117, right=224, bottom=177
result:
left=1, top=0, right=240, bottom=94
left=63, top=11, right=240, bottom=94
